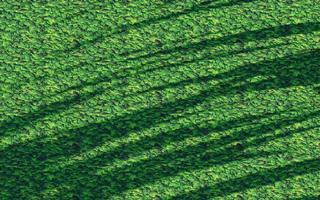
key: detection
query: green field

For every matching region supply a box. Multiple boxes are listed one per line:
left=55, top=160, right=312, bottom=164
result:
left=0, top=0, right=319, bottom=199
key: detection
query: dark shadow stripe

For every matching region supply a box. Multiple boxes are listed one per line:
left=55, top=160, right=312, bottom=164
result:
left=58, top=0, right=255, bottom=55
left=55, top=22, right=320, bottom=96
left=124, top=22, right=320, bottom=61
left=170, top=158, right=320, bottom=199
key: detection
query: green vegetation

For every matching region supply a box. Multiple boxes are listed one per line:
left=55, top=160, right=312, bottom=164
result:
left=0, top=0, right=319, bottom=199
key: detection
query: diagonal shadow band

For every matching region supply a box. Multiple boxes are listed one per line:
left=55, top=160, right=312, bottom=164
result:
left=8, top=14, right=317, bottom=123
left=53, top=42, right=282, bottom=98
left=37, top=0, right=255, bottom=84
left=36, top=22, right=319, bottom=123
left=40, top=110, right=318, bottom=197
left=55, top=22, right=320, bottom=97
left=27, top=108, right=318, bottom=196
left=170, top=157, right=320, bottom=199
left=0, top=96, right=318, bottom=198
left=123, top=22, right=320, bottom=61
left=135, top=48, right=320, bottom=97
left=0, top=85, right=106, bottom=137
left=34, top=107, right=319, bottom=166
left=0, top=2, right=319, bottom=199
left=1, top=48, right=318, bottom=146
left=0, top=42, right=272, bottom=138
left=55, top=0, right=255, bottom=56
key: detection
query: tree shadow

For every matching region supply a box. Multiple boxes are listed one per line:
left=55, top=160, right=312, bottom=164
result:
left=1, top=101, right=318, bottom=198
left=53, top=22, right=320, bottom=97
left=1, top=2, right=319, bottom=199
left=213, top=49, right=320, bottom=91
left=0, top=43, right=264, bottom=138
left=24, top=22, right=320, bottom=109
left=1, top=19, right=319, bottom=200
left=0, top=86, right=105, bottom=137
left=1, top=48, right=318, bottom=148
left=52, top=42, right=281, bottom=98
left=39, top=108, right=319, bottom=170
left=136, top=49, right=320, bottom=97
left=57, top=0, right=255, bottom=55
left=40, top=110, right=320, bottom=198
left=124, top=22, right=320, bottom=61
left=170, top=157, right=320, bottom=199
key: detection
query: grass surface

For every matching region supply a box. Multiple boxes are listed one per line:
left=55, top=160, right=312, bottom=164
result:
left=0, top=0, right=320, bottom=199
